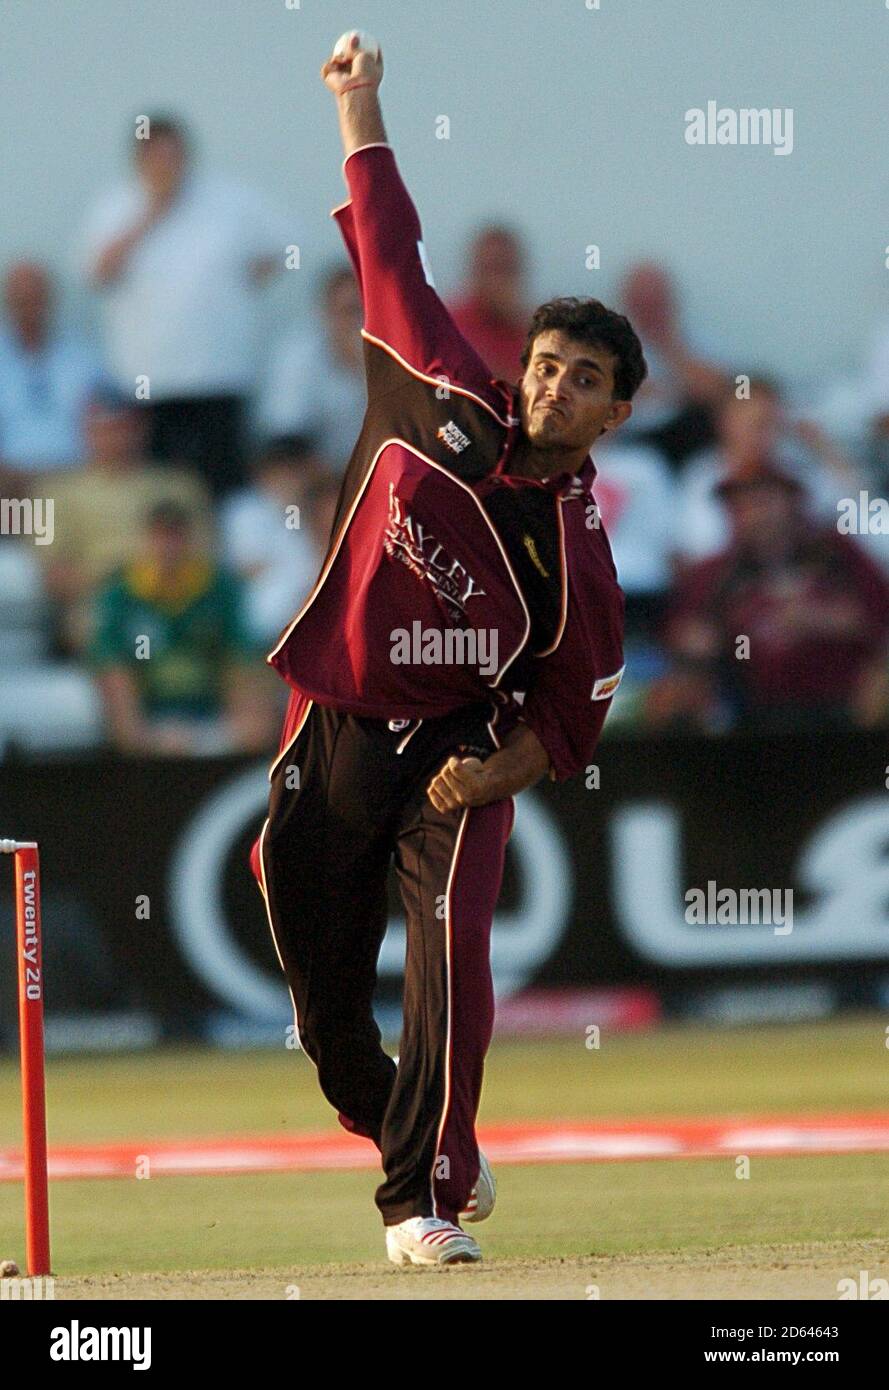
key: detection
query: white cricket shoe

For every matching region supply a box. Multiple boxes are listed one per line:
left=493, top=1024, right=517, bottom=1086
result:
left=460, top=1150, right=496, bottom=1223
left=386, top=1217, right=482, bottom=1267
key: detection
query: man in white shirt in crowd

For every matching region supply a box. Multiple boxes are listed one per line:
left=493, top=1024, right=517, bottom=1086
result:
left=81, top=114, right=289, bottom=498
left=0, top=260, right=105, bottom=488
left=259, top=263, right=366, bottom=474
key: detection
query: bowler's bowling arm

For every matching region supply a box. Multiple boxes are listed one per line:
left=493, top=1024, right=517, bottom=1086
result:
left=322, top=41, right=387, bottom=155
left=334, top=78, right=387, bottom=157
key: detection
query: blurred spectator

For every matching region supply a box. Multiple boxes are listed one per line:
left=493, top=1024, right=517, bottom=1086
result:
left=0, top=531, right=50, bottom=670
left=851, top=324, right=889, bottom=577
left=864, top=410, right=889, bottom=499
left=302, top=470, right=342, bottom=564
left=617, top=261, right=727, bottom=471
left=220, top=436, right=329, bottom=648
left=593, top=434, right=677, bottom=640
left=592, top=436, right=676, bottom=730
left=674, top=377, right=860, bottom=564
left=0, top=532, right=104, bottom=756
left=259, top=264, right=365, bottom=473
left=648, top=465, right=889, bottom=734
left=0, top=261, right=105, bottom=483
left=36, top=391, right=211, bottom=654
left=80, top=114, right=288, bottom=497
left=447, top=224, right=529, bottom=382
left=89, top=500, right=275, bottom=756
left=864, top=318, right=889, bottom=449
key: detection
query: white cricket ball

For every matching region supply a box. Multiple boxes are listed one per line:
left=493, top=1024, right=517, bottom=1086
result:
left=0, top=1259, right=21, bottom=1277
left=332, top=30, right=381, bottom=65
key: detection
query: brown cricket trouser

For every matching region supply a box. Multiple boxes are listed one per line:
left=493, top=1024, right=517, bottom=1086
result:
left=258, top=698, right=514, bottom=1226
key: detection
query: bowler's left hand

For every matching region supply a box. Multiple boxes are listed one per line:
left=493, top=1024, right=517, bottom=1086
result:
left=426, top=755, right=490, bottom=812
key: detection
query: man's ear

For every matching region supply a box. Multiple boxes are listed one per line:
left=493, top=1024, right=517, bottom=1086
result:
left=602, top=400, right=633, bottom=434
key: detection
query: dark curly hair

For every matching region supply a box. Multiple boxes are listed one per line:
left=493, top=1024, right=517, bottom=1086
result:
left=521, top=297, right=648, bottom=402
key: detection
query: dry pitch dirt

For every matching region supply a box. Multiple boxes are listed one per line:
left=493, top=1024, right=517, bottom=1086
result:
left=54, top=1239, right=888, bottom=1301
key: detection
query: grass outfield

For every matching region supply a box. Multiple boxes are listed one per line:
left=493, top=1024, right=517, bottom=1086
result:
left=1, top=1017, right=888, bottom=1298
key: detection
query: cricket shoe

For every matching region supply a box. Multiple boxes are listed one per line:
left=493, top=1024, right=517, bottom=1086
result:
left=460, top=1150, right=496, bottom=1223
left=386, top=1217, right=482, bottom=1266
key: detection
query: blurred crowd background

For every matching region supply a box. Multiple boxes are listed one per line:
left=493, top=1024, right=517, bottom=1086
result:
left=3, top=107, right=889, bottom=760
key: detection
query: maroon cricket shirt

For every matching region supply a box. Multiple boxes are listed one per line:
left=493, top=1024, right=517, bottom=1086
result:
left=267, top=144, right=625, bottom=782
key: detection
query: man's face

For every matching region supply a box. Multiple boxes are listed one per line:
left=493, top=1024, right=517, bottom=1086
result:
left=620, top=263, right=674, bottom=341
left=135, top=132, right=187, bottom=200
left=146, top=520, right=191, bottom=571
left=519, top=330, right=631, bottom=452
left=85, top=405, right=143, bottom=466
left=718, top=392, right=781, bottom=461
left=258, top=458, right=320, bottom=507
left=725, top=483, right=799, bottom=549
left=4, top=263, right=51, bottom=341
left=471, top=231, right=525, bottom=315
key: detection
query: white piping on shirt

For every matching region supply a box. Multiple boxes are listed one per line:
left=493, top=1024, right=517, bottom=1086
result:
left=396, top=719, right=423, bottom=755
left=359, top=328, right=514, bottom=430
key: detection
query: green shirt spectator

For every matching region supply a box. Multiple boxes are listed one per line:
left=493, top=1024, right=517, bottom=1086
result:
left=90, top=556, right=252, bottom=718
left=89, top=499, right=276, bottom=756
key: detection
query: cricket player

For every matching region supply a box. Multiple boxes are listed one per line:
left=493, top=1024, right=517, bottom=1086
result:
left=249, top=33, right=647, bottom=1266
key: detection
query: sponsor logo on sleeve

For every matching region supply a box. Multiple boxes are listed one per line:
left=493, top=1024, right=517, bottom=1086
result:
left=437, top=420, right=472, bottom=454
left=591, top=665, right=625, bottom=701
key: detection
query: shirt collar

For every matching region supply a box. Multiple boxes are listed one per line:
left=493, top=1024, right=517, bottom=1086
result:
left=544, top=452, right=597, bottom=495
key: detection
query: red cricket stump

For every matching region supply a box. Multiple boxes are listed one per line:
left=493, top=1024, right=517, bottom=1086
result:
left=1, top=839, right=51, bottom=1276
